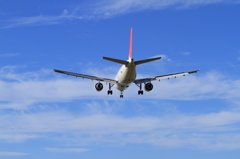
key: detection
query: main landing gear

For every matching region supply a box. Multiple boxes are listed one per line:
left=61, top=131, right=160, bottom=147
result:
left=107, top=83, right=114, bottom=95
left=136, top=83, right=144, bottom=95
left=108, top=90, right=113, bottom=95
left=138, top=90, right=143, bottom=95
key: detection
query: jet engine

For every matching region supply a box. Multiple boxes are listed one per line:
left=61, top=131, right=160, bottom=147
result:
left=144, top=83, right=153, bottom=92
left=95, top=83, right=103, bottom=92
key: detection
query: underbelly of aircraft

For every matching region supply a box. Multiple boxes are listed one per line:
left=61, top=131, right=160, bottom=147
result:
left=115, top=66, right=136, bottom=91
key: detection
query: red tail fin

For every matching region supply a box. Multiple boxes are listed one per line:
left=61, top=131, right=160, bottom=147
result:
left=128, top=28, right=133, bottom=59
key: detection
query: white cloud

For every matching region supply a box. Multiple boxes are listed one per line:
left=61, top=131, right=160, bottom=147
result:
left=44, top=148, right=89, bottom=153
left=0, top=64, right=240, bottom=149
left=0, top=108, right=240, bottom=149
left=1, top=66, right=240, bottom=109
left=0, top=151, right=28, bottom=156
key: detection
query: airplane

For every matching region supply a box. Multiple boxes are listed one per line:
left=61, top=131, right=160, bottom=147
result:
left=53, top=28, right=199, bottom=98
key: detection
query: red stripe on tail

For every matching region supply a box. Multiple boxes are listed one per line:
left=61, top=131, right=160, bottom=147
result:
left=128, top=28, right=133, bottom=58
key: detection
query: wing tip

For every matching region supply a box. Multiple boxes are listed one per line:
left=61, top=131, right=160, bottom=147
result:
left=53, top=69, right=65, bottom=73
left=189, top=70, right=200, bottom=74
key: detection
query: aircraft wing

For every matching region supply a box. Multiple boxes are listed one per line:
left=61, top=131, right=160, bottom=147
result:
left=134, top=70, right=200, bottom=84
left=53, top=69, right=117, bottom=84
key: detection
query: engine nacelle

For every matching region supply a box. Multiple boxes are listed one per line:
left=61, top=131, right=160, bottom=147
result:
left=144, top=83, right=153, bottom=92
left=95, top=83, right=103, bottom=92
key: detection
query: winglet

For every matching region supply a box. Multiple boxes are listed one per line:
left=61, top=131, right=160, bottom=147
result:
left=128, top=28, right=133, bottom=59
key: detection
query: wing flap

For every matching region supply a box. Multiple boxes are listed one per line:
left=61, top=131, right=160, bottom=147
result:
left=53, top=69, right=117, bottom=84
left=154, top=70, right=199, bottom=80
left=134, top=70, right=200, bottom=84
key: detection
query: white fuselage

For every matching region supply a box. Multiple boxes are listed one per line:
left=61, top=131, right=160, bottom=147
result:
left=115, top=58, right=137, bottom=91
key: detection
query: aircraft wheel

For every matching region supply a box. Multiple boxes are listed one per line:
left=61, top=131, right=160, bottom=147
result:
left=108, top=90, right=113, bottom=95
left=138, top=90, right=143, bottom=95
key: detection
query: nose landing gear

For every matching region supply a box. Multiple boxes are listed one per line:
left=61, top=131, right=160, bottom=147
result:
left=120, top=91, right=124, bottom=98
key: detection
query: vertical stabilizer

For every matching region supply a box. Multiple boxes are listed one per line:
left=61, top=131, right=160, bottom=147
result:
left=129, top=28, right=133, bottom=59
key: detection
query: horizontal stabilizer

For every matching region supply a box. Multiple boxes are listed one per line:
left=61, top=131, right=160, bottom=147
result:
left=103, top=57, right=128, bottom=65
left=134, top=57, right=161, bottom=65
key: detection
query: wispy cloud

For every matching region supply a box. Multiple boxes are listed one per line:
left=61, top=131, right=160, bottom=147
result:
left=1, top=0, right=240, bottom=28
left=0, top=133, right=40, bottom=143
left=0, top=151, right=28, bottom=156
left=237, top=50, right=240, bottom=60
left=152, top=54, right=172, bottom=62
left=90, top=0, right=240, bottom=18
left=44, top=148, right=89, bottom=153
left=0, top=53, right=19, bottom=57
left=181, top=52, right=190, bottom=55
left=1, top=9, right=84, bottom=29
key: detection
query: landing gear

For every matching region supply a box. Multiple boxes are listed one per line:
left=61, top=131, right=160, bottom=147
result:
left=107, top=83, right=114, bottom=95
left=138, top=90, right=143, bottom=95
left=120, top=91, right=124, bottom=98
left=136, top=83, right=144, bottom=95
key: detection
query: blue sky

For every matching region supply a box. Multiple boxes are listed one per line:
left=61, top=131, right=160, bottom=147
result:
left=0, top=0, right=240, bottom=158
